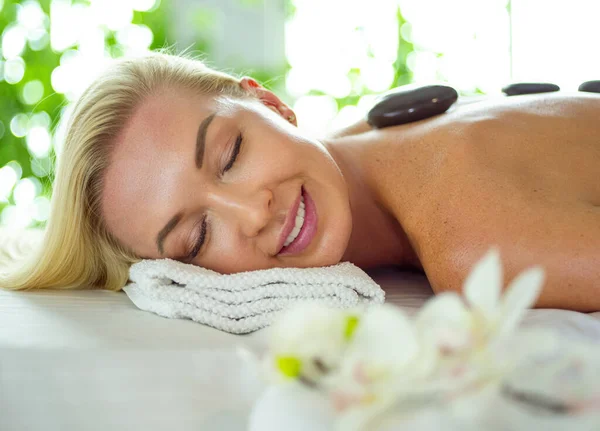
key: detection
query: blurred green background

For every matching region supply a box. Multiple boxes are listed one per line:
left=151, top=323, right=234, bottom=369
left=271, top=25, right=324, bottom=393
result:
left=0, top=0, right=598, bottom=228
left=0, top=0, right=172, bottom=228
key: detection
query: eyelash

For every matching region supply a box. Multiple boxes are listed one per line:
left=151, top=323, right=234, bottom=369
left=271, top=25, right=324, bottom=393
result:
left=221, top=133, right=243, bottom=174
left=186, top=217, right=207, bottom=263
left=186, top=133, right=243, bottom=262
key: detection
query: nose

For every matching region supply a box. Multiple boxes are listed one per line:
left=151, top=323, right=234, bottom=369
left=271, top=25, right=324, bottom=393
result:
left=207, top=187, right=274, bottom=238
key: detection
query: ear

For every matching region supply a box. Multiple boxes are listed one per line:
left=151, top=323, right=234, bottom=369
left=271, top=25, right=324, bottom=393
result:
left=239, top=76, right=297, bottom=126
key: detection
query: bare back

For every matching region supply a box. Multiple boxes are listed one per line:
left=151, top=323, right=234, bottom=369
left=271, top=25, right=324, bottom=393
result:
left=345, top=93, right=600, bottom=311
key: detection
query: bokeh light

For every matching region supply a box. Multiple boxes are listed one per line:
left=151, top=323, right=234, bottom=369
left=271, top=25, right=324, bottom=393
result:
left=26, top=126, right=52, bottom=158
left=293, top=95, right=338, bottom=138
left=50, top=0, right=76, bottom=52
left=6, top=160, right=23, bottom=181
left=329, top=105, right=363, bottom=132
left=21, top=79, right=44, bottom=105
left=131, top=0, right=159, bottom=12
left=361, top=59, right=396, bottom=93
left=3, top=56, right=25, bottom=84
left=0, top=165, right=18, bottom=202
left=31, top=157, right=52, bottom=178
left=92, top=0, right=134, bottom=32
left=28, top=28, right=49, bottom=51
left=10, top=113, right=29, bottom=138
left=286, top=0, right=399, bottom=133
left=286, top=0, right=514, bottom=132
left=2, top=24, right=27, bottom=59
left=18, top=1, right=46, bottom=31
left=29, top=111, right=51, bottom=129
left=116, top=24, right=154, bottom=54
left=1, top=0, right=164, bottom=227
left=13, top=177, right=38, bottom=206
left=0, top=176, right=45, bottom=228
left=1, top=0, right=599, bottom=228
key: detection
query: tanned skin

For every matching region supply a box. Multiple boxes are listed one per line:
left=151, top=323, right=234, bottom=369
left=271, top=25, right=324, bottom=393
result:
left=325, top=93, right=600, bottom=312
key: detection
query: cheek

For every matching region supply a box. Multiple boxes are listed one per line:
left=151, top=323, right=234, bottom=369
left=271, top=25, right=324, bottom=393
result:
left=202, top=241, right=266, bottom=274
left=206, top=221, right=248, bottom=260
left=240, top=139, right=303, bottom=181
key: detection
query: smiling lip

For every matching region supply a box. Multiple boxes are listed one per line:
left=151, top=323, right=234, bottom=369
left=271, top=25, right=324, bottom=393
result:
left=277, top=186, right=317, bottom=256
left=276, top=187, right=303, bottom=255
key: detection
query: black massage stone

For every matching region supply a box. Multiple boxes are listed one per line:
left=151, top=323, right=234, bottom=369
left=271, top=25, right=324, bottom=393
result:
left=367, top=84, right=459, bottom=128
left=578, top=80, right=600, bottom=93
left=502, top=82, right=560, bottom=96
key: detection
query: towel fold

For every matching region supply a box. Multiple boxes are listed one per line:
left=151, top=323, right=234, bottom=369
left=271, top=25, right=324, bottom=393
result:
left=123, top=259, right=385, bottom=334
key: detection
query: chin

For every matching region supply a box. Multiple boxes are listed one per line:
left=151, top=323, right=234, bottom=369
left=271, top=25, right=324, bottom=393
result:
left=301, top=251, right=344, bottom=269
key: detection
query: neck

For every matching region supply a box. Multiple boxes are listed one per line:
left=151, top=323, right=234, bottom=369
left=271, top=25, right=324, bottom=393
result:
left=323, top=137, right=422, bottom=271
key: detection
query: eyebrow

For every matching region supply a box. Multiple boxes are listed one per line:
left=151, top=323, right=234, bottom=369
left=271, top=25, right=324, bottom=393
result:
left=156, top=212, right=183, bottom=255
left=196, top=113, right=216, bottom=169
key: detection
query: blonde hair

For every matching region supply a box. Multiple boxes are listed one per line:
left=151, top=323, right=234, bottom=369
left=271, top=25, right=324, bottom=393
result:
left=0, top=53, right=248, bottom=291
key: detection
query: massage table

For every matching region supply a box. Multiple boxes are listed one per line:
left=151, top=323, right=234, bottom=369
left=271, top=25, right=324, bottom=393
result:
left=2, top=259, right=600, bottom=431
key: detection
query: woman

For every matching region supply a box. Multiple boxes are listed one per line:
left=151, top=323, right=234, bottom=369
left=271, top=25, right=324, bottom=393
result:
left=1, top=53, right=599, bottom=311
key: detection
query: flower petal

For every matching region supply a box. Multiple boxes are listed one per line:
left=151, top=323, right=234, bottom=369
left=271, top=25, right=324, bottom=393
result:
left=416, top=292, right=469, bottom=329
left=346, top=305, right=418, bottom=370
left=249, top=382, right=334, bottom=431
left=463, top=248, right=503, bottom=315
left=268, top=302, right=349, bottom=364
left=497, top=266, right=545, bottom=338
left=416, top=292, right=474, bottom=353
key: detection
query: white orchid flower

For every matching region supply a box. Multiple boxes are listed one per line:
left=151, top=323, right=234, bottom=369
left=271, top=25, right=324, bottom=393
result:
left=331, top=305, right=439, bottom=431
left=265, top=302, right=362, bottom=384
left=332, top=250, right=546, bottom=431
left=256, top=248, right=552, bottom=431
left=416, top=248, right=546, bottom=355
left=412, top=248, right=546, bottom=398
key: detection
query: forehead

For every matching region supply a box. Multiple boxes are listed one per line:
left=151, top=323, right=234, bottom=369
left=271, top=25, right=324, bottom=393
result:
left=130, top=88, right=215, bottom=138
left=118, top=89, right=250, bottom=150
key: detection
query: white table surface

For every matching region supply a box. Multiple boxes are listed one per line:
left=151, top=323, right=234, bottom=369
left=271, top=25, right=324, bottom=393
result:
left=1, top=266, right=599, bottom=431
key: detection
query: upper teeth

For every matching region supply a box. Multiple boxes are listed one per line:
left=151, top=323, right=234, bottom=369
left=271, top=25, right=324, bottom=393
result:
left=283, top=196, right=306, bottom=247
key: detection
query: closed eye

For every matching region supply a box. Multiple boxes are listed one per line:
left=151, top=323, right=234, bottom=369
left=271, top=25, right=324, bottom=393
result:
left=222, top=133, right=243, bottom=174
left=185, top=216, right=207, bottom=263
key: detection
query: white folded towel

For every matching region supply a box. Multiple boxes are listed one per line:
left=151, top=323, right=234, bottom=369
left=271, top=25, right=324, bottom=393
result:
left=123, top=259, right=385, bottom=334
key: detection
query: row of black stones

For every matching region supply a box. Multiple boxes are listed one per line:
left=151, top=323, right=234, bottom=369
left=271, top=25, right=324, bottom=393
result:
left=367, top=81, right=600, bottom=129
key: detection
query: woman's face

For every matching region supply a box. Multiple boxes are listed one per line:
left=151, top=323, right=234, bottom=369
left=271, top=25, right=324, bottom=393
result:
left=102, top=86, right=353, bottom=273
